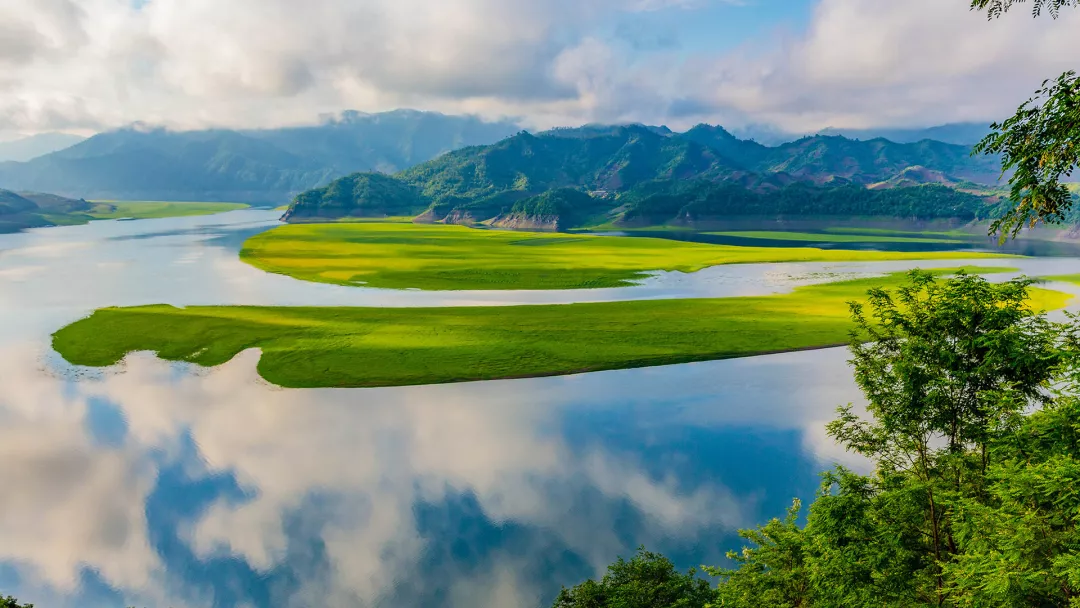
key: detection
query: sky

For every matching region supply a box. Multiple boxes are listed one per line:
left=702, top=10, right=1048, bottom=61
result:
left=1, top=0, right=1078, bottom=139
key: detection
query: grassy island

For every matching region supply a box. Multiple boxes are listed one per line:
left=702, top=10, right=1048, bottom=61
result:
left=87, top=200, right=250, bottom=219
left=52, top=269, right=1066, bottom=389
left=239, top=223, right=1014, bottom=291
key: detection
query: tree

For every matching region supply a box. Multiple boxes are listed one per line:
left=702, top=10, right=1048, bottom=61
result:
left=1, top=597, right=32, bottom=608
left=827, top=271, right=1064, bottom=605
left=553, top=548, right=714, bottom=608
left=968, top=0, right=1080, bottom=236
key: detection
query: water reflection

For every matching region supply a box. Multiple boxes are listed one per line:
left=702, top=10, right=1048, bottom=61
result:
left=1, top=340, right=862, bottom=608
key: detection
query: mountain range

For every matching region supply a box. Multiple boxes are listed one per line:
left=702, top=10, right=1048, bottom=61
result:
left=733, top=122, right=993, bottom=147
left=0, top=133, right=87, bottom=162
left=0, top=111, right=521, bottom=203
left=283, top=124, right=1005, bottom=229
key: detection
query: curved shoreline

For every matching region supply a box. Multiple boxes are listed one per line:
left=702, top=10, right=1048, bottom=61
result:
left=51, top=271, right=1072, bottom=389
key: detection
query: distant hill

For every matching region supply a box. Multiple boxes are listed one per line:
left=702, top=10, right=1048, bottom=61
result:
left=732, top=122, right=993, bottom=147
left=817, top=122, right=992, bottom=146
left=285, top=124, right=1004, bottom=228
left=0, top=189, right=92, bottom=233
left=0, top=133, right=86, bottom=162
left=0, top=110, right=520, bottom=203
left=282, top=172, right=428, bottom=221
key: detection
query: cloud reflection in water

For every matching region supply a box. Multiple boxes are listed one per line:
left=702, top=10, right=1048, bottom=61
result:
left=1, top=341, right=862, bottom=608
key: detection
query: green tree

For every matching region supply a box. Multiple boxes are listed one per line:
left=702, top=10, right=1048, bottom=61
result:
left=943, top=356, right=1080, bottom=606
left=553, top=548, right=714, bottom=608
left=708, top=500, right=812, bottom=608
left=969, top=0, right=1080, bottom=236
left=1, top=597, right=32, bottom=608
left=827, top=271, right=1064, bottom=605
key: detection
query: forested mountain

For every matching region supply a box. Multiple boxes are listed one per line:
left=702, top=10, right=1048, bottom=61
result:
left=282, top=172, right=428, bottom=221
left=284, top=124, right=1004, bottom=228
left=615, top=181, right=993, bottom=226
left=0, top=111, right=520, bottom=203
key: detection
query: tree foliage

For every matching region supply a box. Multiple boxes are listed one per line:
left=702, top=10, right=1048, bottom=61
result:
left=975, top=72, right=1080, bottom=236
left=620, top=181, right=993, bottom=226
left=969, top=0, right=1080, bottom=236
left=0, top=597, right=32, bottom=608
left=970, top=0, right=1078, bottom=19
left=553, top=548, right=714, bottom=608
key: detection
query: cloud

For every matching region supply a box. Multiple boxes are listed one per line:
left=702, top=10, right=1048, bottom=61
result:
left=2, top=0, right=1078, bottom=141
left=676, top=0, right=1080, bottom=131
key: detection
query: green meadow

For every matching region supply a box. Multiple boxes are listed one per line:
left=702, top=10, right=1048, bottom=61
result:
left=822, top=226, right=978, bottom=238
left=709, top=230, right=964, bottom=244
left=88, top=200, right=250, bottom=219
left=240, top=222, right=1014, bottom=291
left=1044, top=274, right=1080, bottom=286
left=52, top=268, right=1066, bottom=389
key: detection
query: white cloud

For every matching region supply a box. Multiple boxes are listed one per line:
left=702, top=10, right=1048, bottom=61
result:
left=2, top=0, right=1077, bottom=148
left=679, top=0, right=1080, bottom=131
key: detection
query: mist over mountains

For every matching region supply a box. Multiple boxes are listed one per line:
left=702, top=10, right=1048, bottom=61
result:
left=0, top=111, right=521, bottom=203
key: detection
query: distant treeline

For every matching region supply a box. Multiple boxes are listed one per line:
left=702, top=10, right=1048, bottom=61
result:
left=618, top=180, right=995, bottom=225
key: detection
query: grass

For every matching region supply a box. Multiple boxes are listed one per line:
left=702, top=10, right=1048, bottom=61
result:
left=709, top=230, right=964, bottom=244
left=285, top=216, right=418, bottom=224
left=1043, top=274, right=1080, bottom=285
left=822, top=227, right=978, bottom=238
left=87, top=201, right=250, bottom=219
left=52, top=268, right=1066, bottom=389
left=239, top=223, right=1016, bottom=291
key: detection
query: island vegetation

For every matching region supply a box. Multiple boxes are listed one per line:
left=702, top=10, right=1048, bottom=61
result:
left=86, top=200, right=250, bottom=220
left=239, top=222, right=1015, bottom=291
left=50, top=269, right=1068, bottom=389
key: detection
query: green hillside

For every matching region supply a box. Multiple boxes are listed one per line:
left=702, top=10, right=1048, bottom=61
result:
left=283, top=125, right=1004, bottom=229
left=282, top=172, right=427, bottom=220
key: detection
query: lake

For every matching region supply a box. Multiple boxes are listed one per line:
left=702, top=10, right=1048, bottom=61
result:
left=2, top=211, right=1077, bottom=608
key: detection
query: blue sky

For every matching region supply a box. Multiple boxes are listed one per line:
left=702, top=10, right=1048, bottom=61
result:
left=0, top=0, right=1078, bottom=137
left=607, top=0, right=818, bottom=56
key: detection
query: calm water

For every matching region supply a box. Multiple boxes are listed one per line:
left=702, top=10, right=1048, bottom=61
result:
left=1, top=212, right=1077, bottom=608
